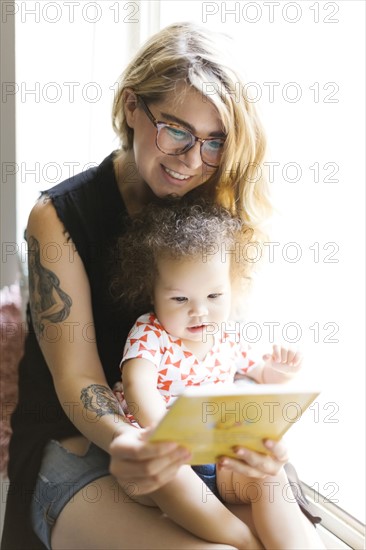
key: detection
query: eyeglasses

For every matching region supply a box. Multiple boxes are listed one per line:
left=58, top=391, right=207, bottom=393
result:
left=138, top=96, right=225, bottom=168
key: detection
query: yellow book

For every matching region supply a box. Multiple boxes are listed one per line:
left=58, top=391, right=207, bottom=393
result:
left=149, top=383, right=320, bottom=465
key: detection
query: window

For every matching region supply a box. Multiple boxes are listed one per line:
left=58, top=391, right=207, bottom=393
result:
left=10, top=0, right=365, bottom=526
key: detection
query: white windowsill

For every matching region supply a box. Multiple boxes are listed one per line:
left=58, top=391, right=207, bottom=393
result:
left=303, top=484, right=365, bottom=550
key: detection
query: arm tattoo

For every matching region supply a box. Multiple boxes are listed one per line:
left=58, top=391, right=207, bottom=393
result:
left=80, top=384, right=126, bottom=419
left=28, top=235, right=72, bottom=337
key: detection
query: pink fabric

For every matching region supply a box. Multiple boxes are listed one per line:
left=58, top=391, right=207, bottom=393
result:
left=0, top=284, right=25, bottom=476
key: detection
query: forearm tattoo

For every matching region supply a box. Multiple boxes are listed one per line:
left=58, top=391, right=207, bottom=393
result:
left=28, top=235, right=72, bottom=337
left=80, top=384, right=126, bottom=419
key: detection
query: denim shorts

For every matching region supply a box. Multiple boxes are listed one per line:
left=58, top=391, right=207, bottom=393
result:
left=192, top=464, right=221, bottom=499
left=30, top=439, right=111, bottom=549
left=30, top=442, right=220, bottom=549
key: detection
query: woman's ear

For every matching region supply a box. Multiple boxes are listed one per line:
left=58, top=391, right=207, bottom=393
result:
left=124, top=88, right=138, bottom=128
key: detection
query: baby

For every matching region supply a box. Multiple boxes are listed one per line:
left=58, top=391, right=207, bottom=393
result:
left=112, top=200, right=318, bottom=550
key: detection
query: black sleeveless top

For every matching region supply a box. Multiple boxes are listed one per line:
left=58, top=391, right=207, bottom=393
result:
left=2, top=152, right=137, bottom=549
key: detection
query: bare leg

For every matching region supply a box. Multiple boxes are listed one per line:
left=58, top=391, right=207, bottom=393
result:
left=148, top=465, right=263, bottom=549
left=51, top=475, right=237, bottom=550
left=217, top=468, right=326, bottom=550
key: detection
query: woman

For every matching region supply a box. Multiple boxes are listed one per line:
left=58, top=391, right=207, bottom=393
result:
left=2, top=22, right=323, bottom=550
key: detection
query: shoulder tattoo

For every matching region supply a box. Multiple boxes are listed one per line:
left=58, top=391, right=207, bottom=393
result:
left=28, top=235, right=72, bottom=337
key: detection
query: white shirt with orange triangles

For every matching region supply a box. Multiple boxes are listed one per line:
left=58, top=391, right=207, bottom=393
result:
left=119, top=312, right=260, bottom=410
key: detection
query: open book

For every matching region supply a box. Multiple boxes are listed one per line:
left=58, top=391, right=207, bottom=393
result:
left=149, top=383, right=320, bottom=465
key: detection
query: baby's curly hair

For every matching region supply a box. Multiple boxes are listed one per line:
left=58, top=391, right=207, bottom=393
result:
left=111, top=199, right=253, bottom=316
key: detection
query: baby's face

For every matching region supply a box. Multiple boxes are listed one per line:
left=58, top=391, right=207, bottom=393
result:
left=152, top=251, right=232, bottom=344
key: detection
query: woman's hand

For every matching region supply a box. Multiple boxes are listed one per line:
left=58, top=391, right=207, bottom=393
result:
left=109, top=428, right=192, bottom=495
left=218, top=439, right=289, bottom=478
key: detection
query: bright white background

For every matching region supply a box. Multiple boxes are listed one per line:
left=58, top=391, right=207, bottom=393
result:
left=9, top=0, right=365, bottom=522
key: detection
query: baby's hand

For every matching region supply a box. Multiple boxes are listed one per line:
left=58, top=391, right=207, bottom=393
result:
left=262, top=345, right=303, bottom=377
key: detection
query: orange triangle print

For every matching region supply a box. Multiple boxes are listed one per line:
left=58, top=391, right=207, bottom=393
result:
left=158, top=380, right=173, bottom=391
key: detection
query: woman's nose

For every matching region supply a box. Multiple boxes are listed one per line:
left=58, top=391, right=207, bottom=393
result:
left=179, top=142, right=203, bottom=170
